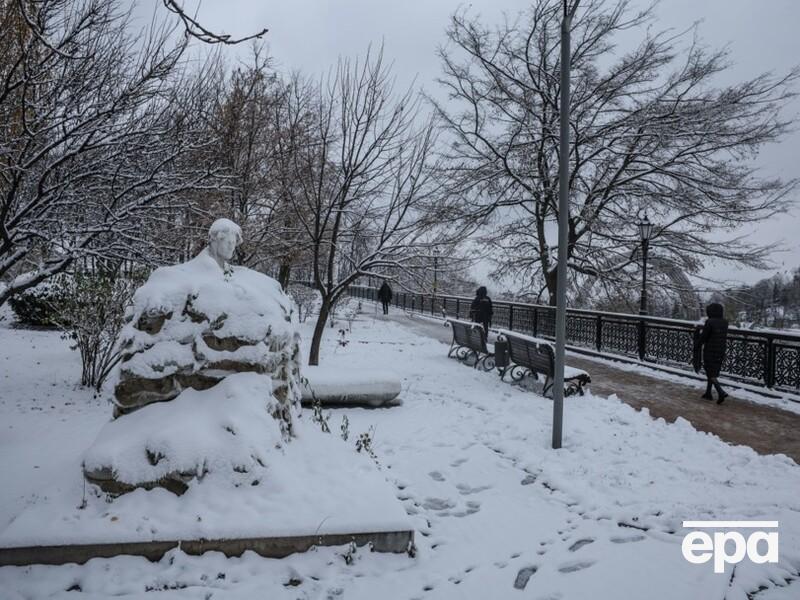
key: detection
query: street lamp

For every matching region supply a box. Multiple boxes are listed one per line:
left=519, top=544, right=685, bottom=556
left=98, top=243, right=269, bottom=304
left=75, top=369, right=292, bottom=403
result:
left=433, top=248, right=440, bottom=297
left=637, top=214, right=655, bottom=315
left=552, top=0, right=581, bottom=450
left=433, top=248, right=440, bottom=314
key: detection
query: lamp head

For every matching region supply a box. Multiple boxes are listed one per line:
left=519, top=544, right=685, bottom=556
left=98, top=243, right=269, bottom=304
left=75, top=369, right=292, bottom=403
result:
left=638, top=214, right=654, bottom=242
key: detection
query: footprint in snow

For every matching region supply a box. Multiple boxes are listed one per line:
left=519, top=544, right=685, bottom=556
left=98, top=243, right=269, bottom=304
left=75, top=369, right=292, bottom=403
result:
left=422, top=497, right=456, bottom=511
left=451, top=500, right=481, bottom=517
left=513, top=565, right=538, bottom=590
left=428, top=471, right=445, bottom=482
left=568, top=538, right=594, bottom=552
left=558, top=560, right=596, bottom=574
left=455, top=483, right=492, bottom=495
left=610, top=534, right=646, bottom=544
left=450, top=457, right=468, bottom=467
left=536, top=539, right=553, bottom=555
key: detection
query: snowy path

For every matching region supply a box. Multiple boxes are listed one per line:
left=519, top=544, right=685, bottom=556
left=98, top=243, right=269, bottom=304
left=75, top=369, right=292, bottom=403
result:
left=1, top=311, right=799, bottom=599
left=379, top=309, right=800, bottom=464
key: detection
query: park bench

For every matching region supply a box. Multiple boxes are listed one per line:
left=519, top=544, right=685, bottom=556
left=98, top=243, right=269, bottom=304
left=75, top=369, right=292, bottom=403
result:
left=446, top=318, right=495, bottom=371
left=495, top=329, right=591, bottom=397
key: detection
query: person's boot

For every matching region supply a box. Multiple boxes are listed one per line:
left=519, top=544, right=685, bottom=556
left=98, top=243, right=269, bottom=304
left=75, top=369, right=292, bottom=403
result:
left=701, top=382, right=713, bottom=400
left=714, top=382, right=728, bottom=404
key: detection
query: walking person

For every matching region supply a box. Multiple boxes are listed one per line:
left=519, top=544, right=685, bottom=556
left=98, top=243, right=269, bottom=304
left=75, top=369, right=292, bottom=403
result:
left=469, top=286, right=493, bottom=337
left=695, top=302, right=729, bottom=404
left=377, top=279, right=393, bottom=315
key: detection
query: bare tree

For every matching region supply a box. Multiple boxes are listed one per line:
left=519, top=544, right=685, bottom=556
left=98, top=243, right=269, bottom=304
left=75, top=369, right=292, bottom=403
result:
left=0, top=0, right=221, bottom=305
left=284, top=48, right=445, bottom=365
left=433, top=0, right=799, bottom=305
left=206, top=48, right=282, bottom=267
left=161, top=0, right=267, bottom=45
left=262, top=73, right=322, bottom=288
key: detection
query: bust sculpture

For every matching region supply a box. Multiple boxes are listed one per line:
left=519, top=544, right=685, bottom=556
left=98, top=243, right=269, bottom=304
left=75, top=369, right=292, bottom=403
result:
left=206, top=218, right=242, bottom=270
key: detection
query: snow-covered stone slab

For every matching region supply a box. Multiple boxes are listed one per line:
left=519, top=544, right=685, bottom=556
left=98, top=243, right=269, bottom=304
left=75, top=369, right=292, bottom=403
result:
left=301, top=366, right=402, bottom=407
left=0, top=530, right=412, bottom=567
left=0, top=418, right=412, bottom=566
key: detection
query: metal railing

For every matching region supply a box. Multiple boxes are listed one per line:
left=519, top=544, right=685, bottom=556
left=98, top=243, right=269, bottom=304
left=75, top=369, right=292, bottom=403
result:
left=348, top=285, right=800, bottom=394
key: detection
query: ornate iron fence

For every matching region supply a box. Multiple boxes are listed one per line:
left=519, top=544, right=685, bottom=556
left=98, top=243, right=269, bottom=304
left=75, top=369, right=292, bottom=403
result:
left=347, top=285, right=800, bottom=394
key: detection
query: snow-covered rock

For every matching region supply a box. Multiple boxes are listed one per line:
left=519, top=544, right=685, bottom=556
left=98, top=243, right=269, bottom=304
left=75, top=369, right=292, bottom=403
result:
left=84, top=373, right=283, bottom=495
left=113, top=247, right=301, bottom=417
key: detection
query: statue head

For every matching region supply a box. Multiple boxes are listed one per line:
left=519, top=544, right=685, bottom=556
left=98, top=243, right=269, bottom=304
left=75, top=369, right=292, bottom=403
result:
left=207, top=218, right=242, bottom=269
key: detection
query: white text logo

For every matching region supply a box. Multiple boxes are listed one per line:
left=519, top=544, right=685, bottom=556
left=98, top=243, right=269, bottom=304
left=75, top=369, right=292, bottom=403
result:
left=681, top=521, right=779, bottom=573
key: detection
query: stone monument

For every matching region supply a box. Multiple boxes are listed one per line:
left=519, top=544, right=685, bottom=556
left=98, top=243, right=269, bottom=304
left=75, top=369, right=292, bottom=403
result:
left=83, top=218, right=303, bottom=494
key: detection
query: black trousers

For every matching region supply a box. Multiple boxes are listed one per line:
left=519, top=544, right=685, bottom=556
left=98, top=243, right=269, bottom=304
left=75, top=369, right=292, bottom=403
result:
left=381, top=300, right=389, bottom=314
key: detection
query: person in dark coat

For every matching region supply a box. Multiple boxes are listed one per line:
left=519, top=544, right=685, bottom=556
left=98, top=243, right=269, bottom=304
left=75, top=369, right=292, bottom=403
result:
left=469, top=286, right=493, bottom=336
left=377, top=280, right=393, bottom=315
left=695, top=302, right=729, bottom=404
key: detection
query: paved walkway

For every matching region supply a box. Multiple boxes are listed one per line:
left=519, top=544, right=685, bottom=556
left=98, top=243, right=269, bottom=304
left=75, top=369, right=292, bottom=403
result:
left=379, top=311, right=800, bottom=464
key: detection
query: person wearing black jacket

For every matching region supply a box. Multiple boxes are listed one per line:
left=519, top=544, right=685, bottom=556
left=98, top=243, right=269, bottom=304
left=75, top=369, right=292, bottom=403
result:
left=377, top=280, right=393, bottom=315
left=695, top=302, right=729, bottom=404
left=469, top=286, right=493, bottom=336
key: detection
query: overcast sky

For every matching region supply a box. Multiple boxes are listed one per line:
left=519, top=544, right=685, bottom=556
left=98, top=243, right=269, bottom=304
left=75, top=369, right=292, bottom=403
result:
left=132, top=0, right=800, bottom=286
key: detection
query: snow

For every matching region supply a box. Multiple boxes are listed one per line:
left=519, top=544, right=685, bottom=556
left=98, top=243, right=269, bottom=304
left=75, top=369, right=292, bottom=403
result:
left=1, top=404, right=410, bottom=546
left=446, top=317, right=483, bottom=330
left=1, top=310, right=799, bottom=598
left=120, top=340, right=195, bottom=379
left=118, top=248, right=297, bottom=378
left=82, top=373, right=281, bottom=488
left=0, top=325, right=409, bottom=547
left=0, top=323, right=108, bottom=532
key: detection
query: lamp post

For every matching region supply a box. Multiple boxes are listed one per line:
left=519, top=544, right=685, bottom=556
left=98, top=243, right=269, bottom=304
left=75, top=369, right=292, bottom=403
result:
left=433, top=248, right=440, bottom=314
left=637, top=215, right=654, bottom=315
left=552, top=0, right=580, bottom=450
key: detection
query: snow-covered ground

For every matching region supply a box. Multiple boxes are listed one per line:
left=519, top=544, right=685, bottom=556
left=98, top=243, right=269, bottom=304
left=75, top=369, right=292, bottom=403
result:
left=1, top=306, right=799, bottom=599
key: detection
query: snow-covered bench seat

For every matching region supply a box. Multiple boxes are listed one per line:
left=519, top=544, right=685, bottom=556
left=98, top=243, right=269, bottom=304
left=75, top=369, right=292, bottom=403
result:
left=446, top=318, right=495, bottom=371
left=495, top=329, right=590, bottom=397
left=300, top=366, right=402, bottom=407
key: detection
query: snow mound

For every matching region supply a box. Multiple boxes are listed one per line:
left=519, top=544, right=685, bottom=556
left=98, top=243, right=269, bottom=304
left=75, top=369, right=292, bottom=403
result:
left=84, top=373, right=282, bottom=495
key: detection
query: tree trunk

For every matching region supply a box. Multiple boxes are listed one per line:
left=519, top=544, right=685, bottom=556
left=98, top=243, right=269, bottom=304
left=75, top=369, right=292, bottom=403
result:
left=545, top=268, right=558, bottom=306
left=278, top=263, right=291, bottom=290
left=308, top=297, right=331, bottom=366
